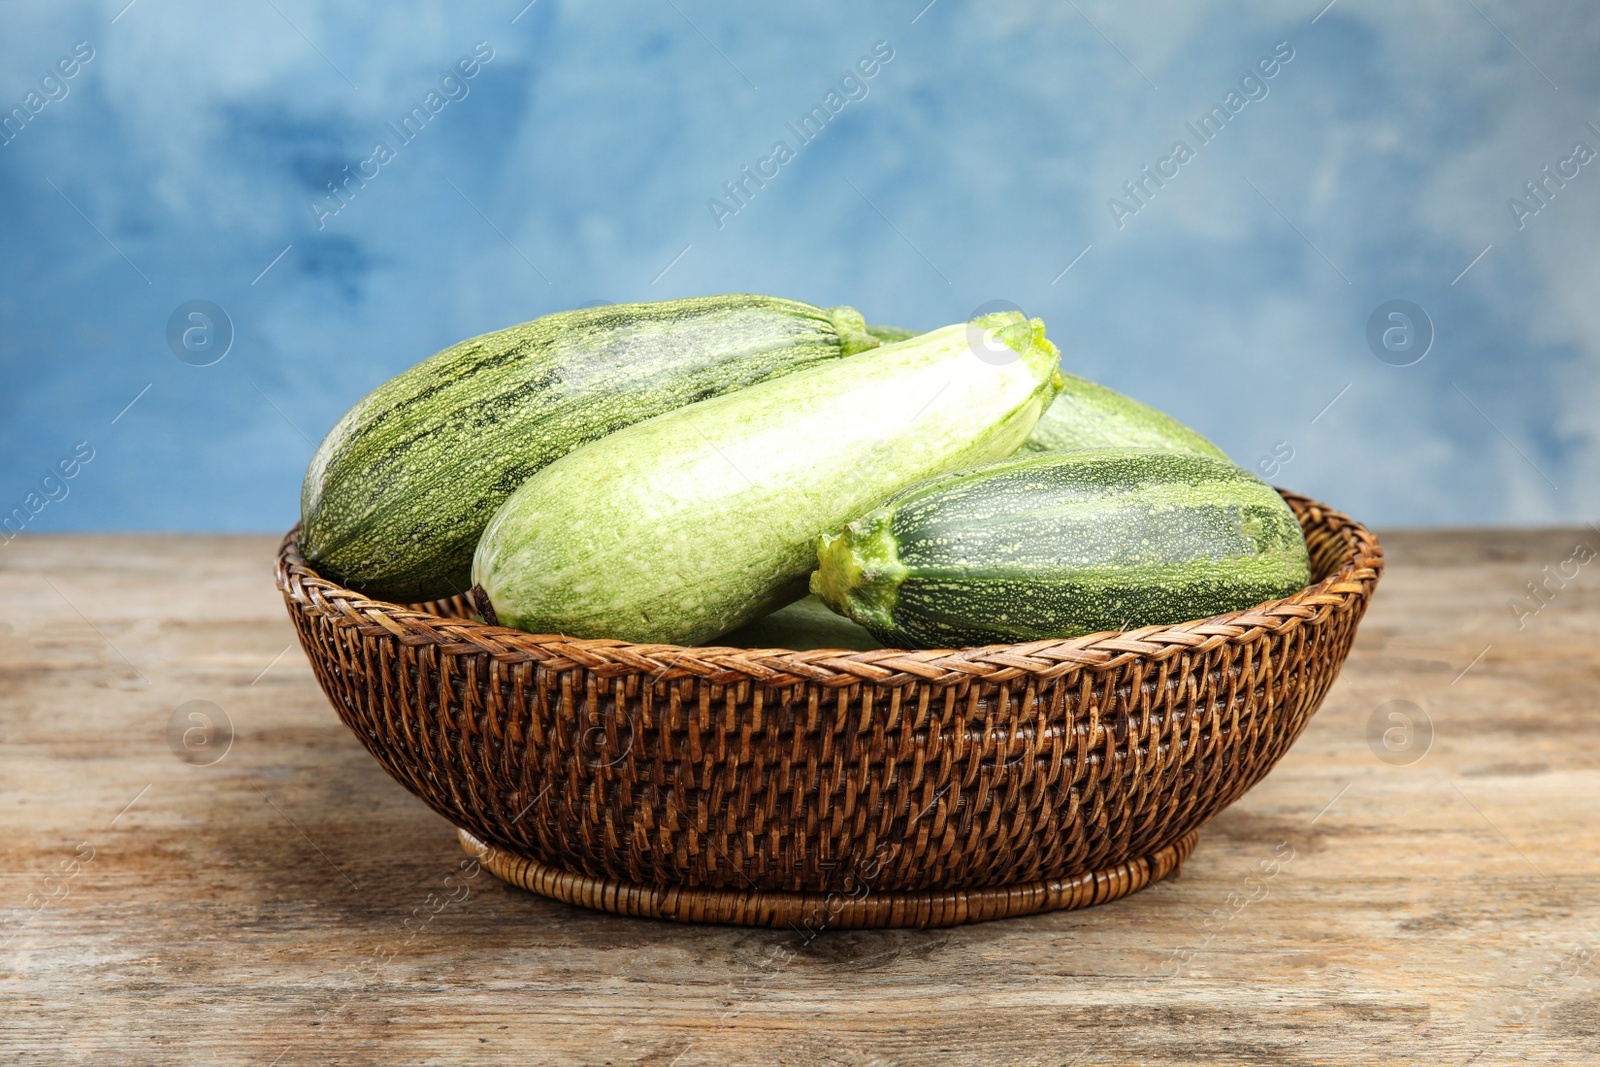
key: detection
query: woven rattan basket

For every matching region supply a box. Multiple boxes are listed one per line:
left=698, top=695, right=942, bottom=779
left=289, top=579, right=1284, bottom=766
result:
left=275, top=490, right=1380, bottom=929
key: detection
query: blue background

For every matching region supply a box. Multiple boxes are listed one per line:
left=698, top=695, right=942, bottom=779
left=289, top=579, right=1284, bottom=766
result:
left=2, top=0, right=1596, bottom=532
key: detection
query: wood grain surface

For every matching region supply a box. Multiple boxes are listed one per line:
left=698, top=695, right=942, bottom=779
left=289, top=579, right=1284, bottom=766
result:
left=3, top=530, right=1597, bottom=1066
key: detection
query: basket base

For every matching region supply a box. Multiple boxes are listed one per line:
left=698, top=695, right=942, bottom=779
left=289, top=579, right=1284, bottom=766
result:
left=458, top=828, right=1199, bottom=929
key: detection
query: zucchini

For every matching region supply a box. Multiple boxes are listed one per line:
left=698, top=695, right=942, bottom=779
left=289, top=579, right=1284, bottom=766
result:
left=865, top=323, right=919, bottom=344
left=300, top=295, right=879, bottom=603
left=812, top=448, right=1310, bottom=648
left=1024, top=370, right=1228, bottom=459
left=713, top=595, right=882, bottom=652
left=473, top=312, right=1064, bottom=645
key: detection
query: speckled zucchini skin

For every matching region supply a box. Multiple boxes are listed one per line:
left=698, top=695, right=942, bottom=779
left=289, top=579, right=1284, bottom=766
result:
left=300, top=295, right=878, bottom=603
left=1024, top=371, right=1229, bottom=459
left=473, top=313, right=1064, bottom=646
left=812, top=448, right=1310, bottom=648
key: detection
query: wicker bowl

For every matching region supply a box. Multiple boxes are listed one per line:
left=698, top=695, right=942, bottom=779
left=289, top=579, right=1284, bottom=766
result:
left=275, top=490, right=1380, bottom=929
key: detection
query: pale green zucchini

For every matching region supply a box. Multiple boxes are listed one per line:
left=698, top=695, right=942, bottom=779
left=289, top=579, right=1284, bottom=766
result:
left=473, top=312, right=1064, bottom=645
left=812, top=448, right=1310, bottom=648
left=300, top=295, right=879, bottom=603
left=1024, top=371, right=1228, bottom=459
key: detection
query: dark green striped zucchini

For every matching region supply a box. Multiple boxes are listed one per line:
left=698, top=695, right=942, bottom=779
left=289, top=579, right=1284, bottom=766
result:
left=300, top=295, right=879, bottom=603
left=1024, top=370, right=1228, bottom=459
left=812, top=448, right=1310, bottom=648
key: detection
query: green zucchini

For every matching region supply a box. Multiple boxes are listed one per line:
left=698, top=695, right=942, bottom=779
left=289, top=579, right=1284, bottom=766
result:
left=300, top=295, right=879, bottom=603
left=812, top=448, right=1310, bottom=648
left=1024, top=371, right=1228, bottom=459
left=865, top=323, right=919, bottom=344
left=713, top=595, right=882, bottom=652
left=473, top=312, right=1064, bottom=645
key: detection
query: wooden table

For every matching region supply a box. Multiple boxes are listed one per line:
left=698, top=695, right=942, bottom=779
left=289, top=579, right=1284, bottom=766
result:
left=3, top=530, right=1597, bottom=1066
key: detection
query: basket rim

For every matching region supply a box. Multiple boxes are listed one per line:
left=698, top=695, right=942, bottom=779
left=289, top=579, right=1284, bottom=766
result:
left=274, top=488, right=1382, bottom=689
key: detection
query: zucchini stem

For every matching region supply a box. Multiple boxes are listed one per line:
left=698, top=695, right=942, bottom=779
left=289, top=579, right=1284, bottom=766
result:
left=811, top=511, right=904, bottom=635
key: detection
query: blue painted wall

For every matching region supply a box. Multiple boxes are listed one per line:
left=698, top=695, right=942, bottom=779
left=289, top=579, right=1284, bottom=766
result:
left=2, top=0, right=1596, bottom=532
